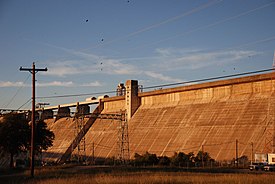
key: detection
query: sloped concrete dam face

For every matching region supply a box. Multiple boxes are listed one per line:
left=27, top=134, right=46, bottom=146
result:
left=44, top=73, right=275, bottom=162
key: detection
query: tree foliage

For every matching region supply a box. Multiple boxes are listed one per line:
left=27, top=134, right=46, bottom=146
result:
left=132, top=151, right=215, bottom=167
left=158, top=156, right=170, bottom=166
left=134, top=152, right=158, bottom=166
left=0, top=113, right=55, bottom=167
left=194, top=151, right=212, bottom=163
left=0, top=113, right=30, bottom=167
left=171, top=152, right=194, bottom=167
left=35, top=119, right=55, bottom=153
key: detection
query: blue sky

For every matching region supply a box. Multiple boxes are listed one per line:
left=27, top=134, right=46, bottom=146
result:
left=0, top=0, right=275, bottom=109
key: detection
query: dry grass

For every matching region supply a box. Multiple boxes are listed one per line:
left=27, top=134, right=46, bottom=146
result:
left=2, top=166, right=275, bottom=184
left=29, top=172, right=275, bottom=184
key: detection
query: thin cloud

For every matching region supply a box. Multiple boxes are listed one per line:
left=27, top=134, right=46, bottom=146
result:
left=44, top=59, right=99, bottom=77
left=0, top=80, right=104, bottom=88
left=45, top=61, right=88, bottom=77
left=0, top=81, right=25, bottom=87
left=44, top=59, right=137, bottom=76
left=155, top=48, right=203, bottom=57
left=144, top=71, right=182, bottom=83
left=154, top=48, right=260, bottom=70
left=81, top=81, right=103, bottom=87
left=80, top=0, right=222, bottom=51
left=40, top=43, right=261, bottom=84
left=0, top=80, right=74, bottom=87
left=39, top=44, right=101, bottom=77
left=44, top=56, right=139, bottom=77
left=102, top=59, right=138, bottom=75
left=37, top=81, right=74, bottom=87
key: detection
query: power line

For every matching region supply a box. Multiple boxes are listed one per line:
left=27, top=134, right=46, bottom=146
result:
left=101, top=34, right=275, bottom=64
left=142, top=68, right=275, bottom=90
left=128, top=1, right=275, bottom=51
left=47, top=142, right=118, bottom=151
left=17, top=98, right=32, bottom=110
left=227, top=35, right=275, bottom=50
left=36, top=68, right=274, bottom=99
left=204, top=141, right=235, bottom=147
left=30, top=1, right=274, bottom=85
left=81, top=0, right=222, bottom=52
left=37, top=90, right=117, bottom=99
left=21, top=1, right=221, bottom=71
left=3, top=74, right=31, bottom=108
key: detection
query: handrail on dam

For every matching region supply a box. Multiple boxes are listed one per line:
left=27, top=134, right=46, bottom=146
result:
left=0, top=109, right=29, bottom=115
left=142, top=68, right=275, bottom=90
left=85, top=112, right=126, bottom=121
left=35, top=99, right=100, bottom=111
left=2, top=69, right=274, bottom=116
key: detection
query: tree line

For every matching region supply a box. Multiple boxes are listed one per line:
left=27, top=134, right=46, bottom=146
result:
left=0, top=113, right=250, bottom=168
left=0, top=113, right=54, bottom=168
left=132, top=151, right=215, bottom=167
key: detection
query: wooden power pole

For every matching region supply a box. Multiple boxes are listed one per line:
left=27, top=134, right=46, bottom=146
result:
left=202, top=145, right=204, bottom=168
left=251, top=142, right=254, bottom=165
left=20, top=62, right=47, bottom=177
left=235, top=139, right=238, bottom=168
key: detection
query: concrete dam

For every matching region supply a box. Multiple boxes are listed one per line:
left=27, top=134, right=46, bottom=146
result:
left=40, top=72, right=275, bottom=164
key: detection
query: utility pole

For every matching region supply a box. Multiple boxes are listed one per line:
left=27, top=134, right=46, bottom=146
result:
left=202, top=145, right=204, bottom=168
left=92, top=142, right=95, bottom=165
left=19, top=62, right=47, bottom=177
left=235, top=139, right=238, bottom=168
left=251, top=142, right=254, bottom=165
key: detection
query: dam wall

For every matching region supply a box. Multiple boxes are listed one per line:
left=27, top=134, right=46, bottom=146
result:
left=41, top=72, right=275, bottom=163
left=128, top=73, right=275, bottom=161
left=103, top=96, right=125, bottom=113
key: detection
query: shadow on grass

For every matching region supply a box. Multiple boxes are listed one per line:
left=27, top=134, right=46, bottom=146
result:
left=0, top=165, right=273, bottom=184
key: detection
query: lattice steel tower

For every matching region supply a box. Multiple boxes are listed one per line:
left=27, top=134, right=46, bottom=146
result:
left=73, top=103, right=87, bottom=163
left=117, top=111, right=130, bottom=163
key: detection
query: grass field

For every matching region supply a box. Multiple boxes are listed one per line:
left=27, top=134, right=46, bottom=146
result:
left=1, top=166, right=275, bottom=184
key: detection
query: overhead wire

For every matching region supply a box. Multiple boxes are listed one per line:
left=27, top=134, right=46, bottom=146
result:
left=3, top=2, right=272, bottom=161
left=101, top=34, right=275, bottom=64
left=128, top=1, right=275, bottom=51
left=47, top=141, right=118, bottom=151
left=238, top=141, right=251, bottom=146
left=90, top=1, right=274, bottom=62
left=17, top=98, right=32, bottom=110
left=31, top=2, right=275, bottom=101
left=203, top=141, right=235, bottom=147
left=3, top=74, right=31, bottom=108
left=27, top=0, right=222, bottom=66
left=18, top=1, right=222, bottom=68
left=27, top=0, right=274, bottom=89
left=61, top=1, right=275, bottom=85
left=36, top=68, right=274, bottom=99
left=142, top=68, right=275, bottom=90
left=149, top=141, right=235, bottom=152
left=33, top=0, right=222, bottom=69
left=80, top=0, right=222, bottom=52
left=25, top=0, right=273, bottom=74
left=36, top=90, right=117, bottom=99
left=226, top=35, right=275, bottom=50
